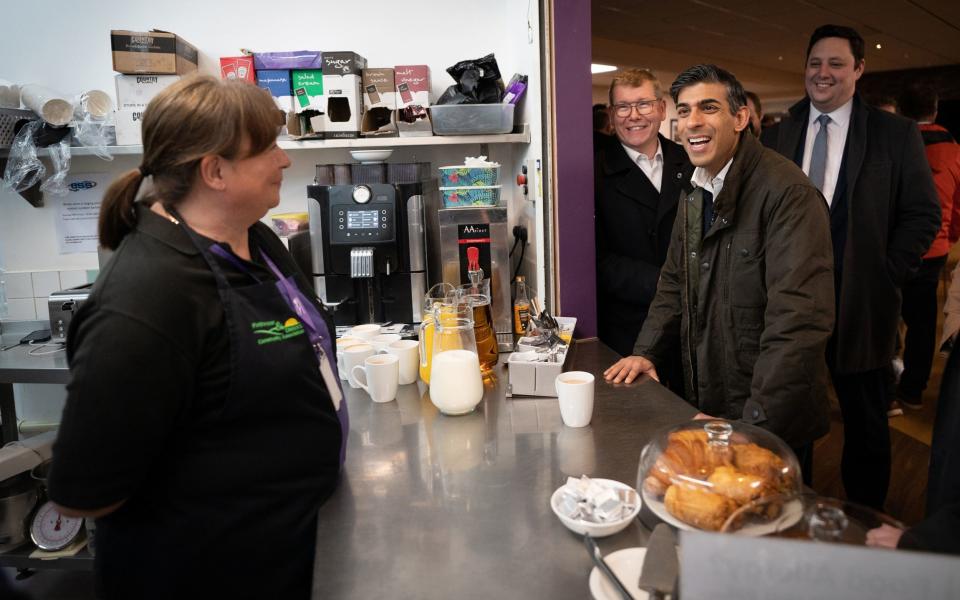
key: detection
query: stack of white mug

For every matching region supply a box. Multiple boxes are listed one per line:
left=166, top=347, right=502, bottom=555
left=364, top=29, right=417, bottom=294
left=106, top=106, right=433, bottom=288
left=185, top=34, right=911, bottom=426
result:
left=336, top=324, right=420, bottom=403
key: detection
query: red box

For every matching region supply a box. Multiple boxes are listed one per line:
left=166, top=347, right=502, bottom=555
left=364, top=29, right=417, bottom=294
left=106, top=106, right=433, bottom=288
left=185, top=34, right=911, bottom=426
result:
left=394, top=65, right=431, bottom=137
left=219, top=56, right=256, bottom=83
left=394, top=65, right=429, bottom=100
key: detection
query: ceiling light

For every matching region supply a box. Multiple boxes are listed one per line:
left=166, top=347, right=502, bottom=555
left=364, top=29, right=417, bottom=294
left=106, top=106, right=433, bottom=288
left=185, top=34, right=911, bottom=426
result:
left=591, top=63, right=617, bottom=74
left=876, top=43, right=882, bottom=49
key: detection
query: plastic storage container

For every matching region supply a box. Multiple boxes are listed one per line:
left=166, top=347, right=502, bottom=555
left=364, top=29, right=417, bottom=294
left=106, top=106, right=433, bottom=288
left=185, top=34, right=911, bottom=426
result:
left=637, top=420, right=801, bottom=534
left=438, top=165, right=500, bottom=187
left=439, top=185, right=501, bottom=208
left=430, top=104, right=515, bottom=136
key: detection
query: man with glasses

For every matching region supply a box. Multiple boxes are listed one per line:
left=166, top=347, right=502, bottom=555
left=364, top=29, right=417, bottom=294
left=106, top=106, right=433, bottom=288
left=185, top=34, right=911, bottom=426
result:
left=595, top=69, right=693, bottom=390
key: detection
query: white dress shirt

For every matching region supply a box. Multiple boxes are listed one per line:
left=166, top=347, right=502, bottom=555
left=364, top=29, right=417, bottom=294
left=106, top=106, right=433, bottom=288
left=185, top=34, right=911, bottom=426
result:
left=691, top=158, right=734, bottom=201
left=801, top=98, right=853, bottom=206
left=622, top=139, right=663, bottom=193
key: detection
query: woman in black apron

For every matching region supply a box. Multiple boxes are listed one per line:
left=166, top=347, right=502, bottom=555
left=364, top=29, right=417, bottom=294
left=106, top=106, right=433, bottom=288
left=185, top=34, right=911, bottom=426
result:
left=47, top=76, right=346, bottom=599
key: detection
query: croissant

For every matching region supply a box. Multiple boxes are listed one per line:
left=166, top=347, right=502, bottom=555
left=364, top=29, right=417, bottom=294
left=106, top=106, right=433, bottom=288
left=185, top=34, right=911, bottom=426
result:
left=647, top=430, right=733, bottom=491
left=732, top=443, right=794, bottom=492
left=706, top=465, right=776, bottom=507
left=664, top=483, right=739, bottom=531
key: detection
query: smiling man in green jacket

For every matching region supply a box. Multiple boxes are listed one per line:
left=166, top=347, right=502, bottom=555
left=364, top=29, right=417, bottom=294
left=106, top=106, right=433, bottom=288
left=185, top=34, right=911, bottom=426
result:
left=605, top=65, right=835, bottom=479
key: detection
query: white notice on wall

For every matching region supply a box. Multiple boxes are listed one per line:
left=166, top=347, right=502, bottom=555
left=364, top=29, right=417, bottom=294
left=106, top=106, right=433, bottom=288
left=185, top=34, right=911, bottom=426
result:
left=56, top=173, right=109, bottom=254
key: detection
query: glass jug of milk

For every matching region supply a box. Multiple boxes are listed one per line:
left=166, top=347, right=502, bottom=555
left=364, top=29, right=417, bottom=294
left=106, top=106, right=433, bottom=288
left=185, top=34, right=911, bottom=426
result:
left=424, top=304, right=484, bottom=415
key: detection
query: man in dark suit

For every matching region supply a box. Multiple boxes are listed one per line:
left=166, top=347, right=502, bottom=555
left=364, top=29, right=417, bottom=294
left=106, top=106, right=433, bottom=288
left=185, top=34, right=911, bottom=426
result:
left=762, top=24, right=940, bottom=510
left=595, top=68, right=693, bottom=378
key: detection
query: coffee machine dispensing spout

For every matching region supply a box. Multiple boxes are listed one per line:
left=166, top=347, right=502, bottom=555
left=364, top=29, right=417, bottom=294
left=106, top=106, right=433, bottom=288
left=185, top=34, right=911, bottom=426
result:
left=467, top=246, right=483, bottom=292
left=350, top=247, right=375, bottom=279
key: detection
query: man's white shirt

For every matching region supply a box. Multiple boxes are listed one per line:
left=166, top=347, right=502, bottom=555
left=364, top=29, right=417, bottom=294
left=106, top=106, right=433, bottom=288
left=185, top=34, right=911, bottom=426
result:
left=691, top=158, right=734, bottom=201
left=622, top=139, right=664, bottom=193
left=801, top=98, right=853, bottom=206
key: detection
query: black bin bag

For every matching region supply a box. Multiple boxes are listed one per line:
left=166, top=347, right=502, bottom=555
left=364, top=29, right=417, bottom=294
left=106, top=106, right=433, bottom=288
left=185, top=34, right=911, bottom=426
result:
left=437, top=53, right=505, bottom=105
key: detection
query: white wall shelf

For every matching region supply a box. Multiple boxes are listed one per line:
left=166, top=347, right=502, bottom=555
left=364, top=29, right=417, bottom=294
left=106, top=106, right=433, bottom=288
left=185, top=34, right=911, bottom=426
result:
left=15, top=124, right=531, bottom=158
left=1, top=124, right=530, bottom=206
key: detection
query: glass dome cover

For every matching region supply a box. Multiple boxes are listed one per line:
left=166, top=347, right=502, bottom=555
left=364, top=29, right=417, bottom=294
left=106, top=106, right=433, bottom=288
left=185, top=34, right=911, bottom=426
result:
left=637, top=419, right=802, bottom=533
left=720, top=492, right=905, bottom=543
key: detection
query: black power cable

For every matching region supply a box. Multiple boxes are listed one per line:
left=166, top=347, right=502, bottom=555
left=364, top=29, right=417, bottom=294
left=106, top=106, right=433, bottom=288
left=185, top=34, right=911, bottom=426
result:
left=511, top=225, right=528, bottom=280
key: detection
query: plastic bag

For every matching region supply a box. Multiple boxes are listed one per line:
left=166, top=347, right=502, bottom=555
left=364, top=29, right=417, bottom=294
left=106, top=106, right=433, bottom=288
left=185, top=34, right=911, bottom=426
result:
left=39, top=136, right=71, bottom=196
left=2, top=121, right=45, bottom=192
left=437, top=53, right=505, bottom=105
left=73, top=113, right=114, bottom=161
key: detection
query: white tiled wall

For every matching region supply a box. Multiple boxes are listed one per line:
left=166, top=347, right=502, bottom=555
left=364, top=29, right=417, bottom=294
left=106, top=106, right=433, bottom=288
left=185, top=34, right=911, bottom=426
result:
left=0, top=269, right=97, bottom=321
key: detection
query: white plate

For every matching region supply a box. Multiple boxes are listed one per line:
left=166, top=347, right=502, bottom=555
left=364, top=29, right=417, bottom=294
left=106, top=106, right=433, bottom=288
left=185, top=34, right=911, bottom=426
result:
left=551, top=479, right=641, bottom=538
left=641, top=487, right=804, bottom=536
left=349, top=149, right=393, bottom=163
left=588, top=547, right=651, bottom=600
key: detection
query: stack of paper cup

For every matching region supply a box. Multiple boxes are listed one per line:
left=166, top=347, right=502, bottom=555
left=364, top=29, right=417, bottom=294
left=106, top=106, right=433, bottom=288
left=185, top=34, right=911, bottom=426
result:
left=21, top=84, right=73, bottom=127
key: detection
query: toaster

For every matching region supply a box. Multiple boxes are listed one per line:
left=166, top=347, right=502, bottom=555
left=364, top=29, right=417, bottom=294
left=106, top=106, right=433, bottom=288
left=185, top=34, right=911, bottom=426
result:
left=48, top=284, right=91, bottom=342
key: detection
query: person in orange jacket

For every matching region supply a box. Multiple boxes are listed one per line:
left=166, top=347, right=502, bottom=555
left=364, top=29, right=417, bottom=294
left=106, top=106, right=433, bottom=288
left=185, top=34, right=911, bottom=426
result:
left=893, top=82, right=960, bottom=411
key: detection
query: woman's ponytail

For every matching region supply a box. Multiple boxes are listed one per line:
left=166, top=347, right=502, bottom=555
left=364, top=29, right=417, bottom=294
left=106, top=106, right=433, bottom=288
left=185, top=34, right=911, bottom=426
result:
left=98, top=167, right=145, bottom=250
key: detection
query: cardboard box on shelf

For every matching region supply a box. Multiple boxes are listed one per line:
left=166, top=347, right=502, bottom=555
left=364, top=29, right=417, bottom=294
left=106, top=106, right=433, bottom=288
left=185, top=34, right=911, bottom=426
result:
left=114, top=109, right=145, bottom=145
left=360, top=68, right=397, bottom=138
left=110, top=30, right=198, bottom=75
left=114, top=75, right=180, bottom=110
left=291, top=69, right=324, bottom=113
left=394, top=65, right=432, bottom=137
left=220, top=56, right=256, bottom=83
left=256, top=69, right=293, bottom=113
left=316, top=52, right=366, bottom=139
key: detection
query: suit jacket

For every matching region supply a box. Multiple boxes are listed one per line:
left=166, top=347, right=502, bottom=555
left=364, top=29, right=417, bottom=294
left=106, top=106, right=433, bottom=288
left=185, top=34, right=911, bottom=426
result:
left=761, top=93, right=941, bottom=373
left=595, top=134, right=693, bottom=357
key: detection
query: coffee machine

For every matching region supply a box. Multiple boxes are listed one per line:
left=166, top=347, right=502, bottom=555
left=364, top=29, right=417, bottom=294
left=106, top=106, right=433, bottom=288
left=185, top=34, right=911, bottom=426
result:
left=304, top=163, right=433, bottom=326
left=426, top=203, right=514, bottom=350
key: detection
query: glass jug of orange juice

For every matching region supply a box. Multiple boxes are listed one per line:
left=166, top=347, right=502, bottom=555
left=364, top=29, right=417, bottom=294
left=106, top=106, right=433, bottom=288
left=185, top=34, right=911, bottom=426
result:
left=418, top=283, right=456, bottom=384
left=457, top=281, right=498, bottom=371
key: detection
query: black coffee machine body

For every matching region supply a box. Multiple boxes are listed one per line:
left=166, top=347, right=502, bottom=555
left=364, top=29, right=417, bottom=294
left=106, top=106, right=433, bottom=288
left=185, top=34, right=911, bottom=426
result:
left=305, top=170, right=432, bottom=326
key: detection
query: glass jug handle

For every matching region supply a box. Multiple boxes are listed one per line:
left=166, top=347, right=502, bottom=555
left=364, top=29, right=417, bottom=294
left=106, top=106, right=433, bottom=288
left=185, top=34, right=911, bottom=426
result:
left=419, top=319, right=429, bottom=367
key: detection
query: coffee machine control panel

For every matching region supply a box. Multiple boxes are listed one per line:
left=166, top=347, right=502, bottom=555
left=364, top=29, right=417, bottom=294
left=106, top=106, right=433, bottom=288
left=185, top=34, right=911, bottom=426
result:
left=328, top=185, right=396, bottom=245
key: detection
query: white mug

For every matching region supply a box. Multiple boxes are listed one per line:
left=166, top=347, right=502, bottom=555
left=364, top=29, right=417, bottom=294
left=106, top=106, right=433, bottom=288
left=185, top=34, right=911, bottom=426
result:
left=343, top=343, right=375, bottom=388
left=371, top=333, right=402, bottom=352
left=349, top=324, right=381, bottom=340
left=555, top=371, right=595, bottom=428
left=351, top=353, right=399, bottom=403
left=336, top=337, right=365, bottom=380
left=378, top=339, right=419, bottom=385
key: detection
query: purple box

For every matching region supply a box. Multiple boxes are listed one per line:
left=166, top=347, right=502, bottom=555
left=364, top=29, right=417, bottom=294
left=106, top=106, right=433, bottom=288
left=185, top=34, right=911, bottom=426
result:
left=253, top=51, right=322, bottom=70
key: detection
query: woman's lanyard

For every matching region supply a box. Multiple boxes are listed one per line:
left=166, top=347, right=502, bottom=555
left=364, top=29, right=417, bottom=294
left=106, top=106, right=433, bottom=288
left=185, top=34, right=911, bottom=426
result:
left=208, top=243, right=345, bottom=411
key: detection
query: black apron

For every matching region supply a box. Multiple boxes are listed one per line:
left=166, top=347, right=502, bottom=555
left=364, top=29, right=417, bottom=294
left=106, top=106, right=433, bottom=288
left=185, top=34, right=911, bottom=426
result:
left=96, top=212, right=346, bottom=600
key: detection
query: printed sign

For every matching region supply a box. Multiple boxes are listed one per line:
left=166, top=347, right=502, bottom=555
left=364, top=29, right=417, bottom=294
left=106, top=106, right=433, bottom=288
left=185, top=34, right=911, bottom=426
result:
left=56, top=173, right=110, bottom=254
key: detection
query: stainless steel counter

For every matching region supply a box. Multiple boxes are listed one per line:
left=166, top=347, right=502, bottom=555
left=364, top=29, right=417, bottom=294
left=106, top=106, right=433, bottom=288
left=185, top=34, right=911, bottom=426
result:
left=312, top=340, right=696, bottom=599
left=0, top=329, right=70, bottom=384
left=0, top=322, right=69, bottom=444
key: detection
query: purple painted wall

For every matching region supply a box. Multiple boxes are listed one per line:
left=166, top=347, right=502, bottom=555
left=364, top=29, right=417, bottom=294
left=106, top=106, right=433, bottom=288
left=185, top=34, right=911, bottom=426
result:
left=553, top=0, right=597, bottom=337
